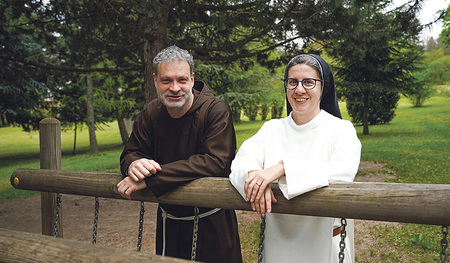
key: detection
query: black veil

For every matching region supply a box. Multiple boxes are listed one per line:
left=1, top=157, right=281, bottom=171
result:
left=285, top=54, right=341, bottom=119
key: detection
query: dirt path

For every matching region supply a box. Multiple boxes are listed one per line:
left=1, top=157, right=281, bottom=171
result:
left=0, top=161, right=404, bottom=261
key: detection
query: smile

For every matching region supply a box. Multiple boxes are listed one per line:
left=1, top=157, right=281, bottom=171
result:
left=167, top=93, right=185, bottom=100
left=294, top=98, right=308, bottom=102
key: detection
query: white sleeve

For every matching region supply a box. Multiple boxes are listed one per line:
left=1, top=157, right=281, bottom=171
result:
left=229, top=123, right=268, bottom=200
left=279, top=121, right=361, bottom=200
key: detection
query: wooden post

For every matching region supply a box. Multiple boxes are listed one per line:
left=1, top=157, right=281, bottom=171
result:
left=39, top=118, right=62, bottom=237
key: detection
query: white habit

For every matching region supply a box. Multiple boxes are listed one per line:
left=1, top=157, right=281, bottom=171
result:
left=230, top=110, right=361, bottom=263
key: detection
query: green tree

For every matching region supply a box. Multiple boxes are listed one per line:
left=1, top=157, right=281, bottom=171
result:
left=407, top=69, right=433, bottom=107
left=0, top=0, right=53, bottom=130
left=439, top=5, right=450, bottom=47
left=3, top=0, right=426, bottom=132
left=52, top=75, right=87, bottom=155
left=427, top=53, right=450, bottom=85
left=318, top=0, right=422, bottom=134
left=92, top=69, right=136, bottom=145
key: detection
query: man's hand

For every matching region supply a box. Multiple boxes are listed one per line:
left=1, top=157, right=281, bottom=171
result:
left=128, top=158, right=162, bottom=182
left=117, top=176, right=147, bottom=200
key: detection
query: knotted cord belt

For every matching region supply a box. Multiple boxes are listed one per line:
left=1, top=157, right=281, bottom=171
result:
left=160, top=206, right=221, bottom=260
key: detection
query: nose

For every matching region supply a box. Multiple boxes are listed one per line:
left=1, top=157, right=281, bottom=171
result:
left=294, top=83, right=306, bottom=93
left=169, top=81, right=181, bottom=93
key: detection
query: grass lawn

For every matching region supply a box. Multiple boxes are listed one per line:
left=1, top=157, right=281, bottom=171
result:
left=0, top=91, right=448, bottom=262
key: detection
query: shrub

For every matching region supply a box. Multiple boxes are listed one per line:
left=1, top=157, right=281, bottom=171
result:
left=346, top=89, right=400, bottom=125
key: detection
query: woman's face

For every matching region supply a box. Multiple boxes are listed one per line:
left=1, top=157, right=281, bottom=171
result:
left=286, top=64, right=322, bottom=125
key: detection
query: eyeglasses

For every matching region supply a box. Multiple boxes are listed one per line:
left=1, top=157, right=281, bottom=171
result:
left=284, top=78, right=322, bottom=90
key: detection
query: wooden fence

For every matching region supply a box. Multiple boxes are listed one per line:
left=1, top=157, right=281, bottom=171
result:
left=10, top=168, right=450, bottom=226
left=3, top=117, right=449, bottom=262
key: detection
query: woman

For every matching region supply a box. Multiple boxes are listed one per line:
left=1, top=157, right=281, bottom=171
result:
left=229, top=54, right=361, bottom=262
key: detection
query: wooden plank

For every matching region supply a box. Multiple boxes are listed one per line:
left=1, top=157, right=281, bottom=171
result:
left=39, top=118, right=62, bottom=237
left=0, top=228, right=189, bottom=263
left=11, top=168, right=450, bottom=226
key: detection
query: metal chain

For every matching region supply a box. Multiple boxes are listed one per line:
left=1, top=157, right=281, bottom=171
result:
left=53, top=193, right=62, bottom=237
left=441, top=226, right=448, bottom=263
left=191, top=207, right=200, bottom=261
left=92, top=197, right=100, bottom=244
left=338, top=218, right=348, bottom=263
left=257, top=215, right=266, bottom=263
left=137, top=201, right=145, bottom=252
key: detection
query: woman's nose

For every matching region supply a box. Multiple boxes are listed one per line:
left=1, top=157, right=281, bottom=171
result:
left=294, top=84, right=306, bottom=93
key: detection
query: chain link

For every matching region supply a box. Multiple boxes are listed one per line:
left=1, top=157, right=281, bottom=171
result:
left=338, top=218, right=348, bottom=263
left=137, top=201, right=145, bottom=252
left=92, top=197, right=100, bottom=244
left=52, top=193, right=62, bottom=237
left=257, top=215, right=266, bottom=263
left=441, top=226, right=448, bottom=263
left=191, top=207, right=199, bottom=261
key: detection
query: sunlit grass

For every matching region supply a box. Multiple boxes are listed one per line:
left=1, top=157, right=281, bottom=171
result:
left=355, top=95, right=449, bottom=185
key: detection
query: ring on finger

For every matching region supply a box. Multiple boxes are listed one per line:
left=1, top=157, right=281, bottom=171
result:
left=256, top=182, right=261, bottom=186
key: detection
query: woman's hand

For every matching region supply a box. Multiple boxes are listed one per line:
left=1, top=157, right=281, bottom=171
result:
left=244, top=162, right=284, bottom=215
left=244, top=162, right=285, bottom=202
left=251, top=186, right=278, bottom=216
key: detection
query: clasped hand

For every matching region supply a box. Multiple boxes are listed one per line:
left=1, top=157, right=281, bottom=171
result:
left=117, top=158, right=161, bottom=199
left=244, top=162, right=284, bottom=217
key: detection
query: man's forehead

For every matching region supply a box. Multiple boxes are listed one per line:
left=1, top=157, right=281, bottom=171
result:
left=158, top=60, right=191, bottom=76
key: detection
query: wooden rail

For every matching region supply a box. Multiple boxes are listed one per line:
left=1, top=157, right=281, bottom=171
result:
left=0, top=228, right=189, bottom=263
left=11, top=168, right=450, bottom=226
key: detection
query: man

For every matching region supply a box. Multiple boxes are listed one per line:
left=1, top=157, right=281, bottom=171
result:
left=117, top=45, right=242, bottom=262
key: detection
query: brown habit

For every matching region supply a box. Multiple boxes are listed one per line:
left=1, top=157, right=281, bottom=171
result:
left=120, top=81, right=242, bottom=262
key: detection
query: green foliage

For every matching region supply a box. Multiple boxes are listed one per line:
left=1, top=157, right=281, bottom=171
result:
left=197, top=60, right=285, bottom=122
left=407, top=70, right=434, bottom=107
left=52, top=75, right=87, bottom=128
left=323, top=0, right=423, bottom=134
left=439, top=5, right=450, bottom=48
left=407, top=45, right=450, bottom=107
left=346, top=88, right=400, bottom=125
left=0, top=0, right=52, bottom=131
left=427, top=55, right=450, bottom=85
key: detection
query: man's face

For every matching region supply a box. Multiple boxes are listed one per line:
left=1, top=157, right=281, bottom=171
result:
left=153, top=61, right=194, bottom=118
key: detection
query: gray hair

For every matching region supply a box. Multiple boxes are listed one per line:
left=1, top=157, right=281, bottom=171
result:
left=284, top=54, right=323, bottom=82
left=152, top=45, right=195, bottom=76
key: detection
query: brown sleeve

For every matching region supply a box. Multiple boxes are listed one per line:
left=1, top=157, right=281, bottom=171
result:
left=119, top=103, right=156, bottom=177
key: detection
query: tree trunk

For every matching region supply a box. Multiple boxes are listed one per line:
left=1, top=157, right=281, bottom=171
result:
left=363, top=89, right=369, bottom=135
left=143, top=1, right=173, bottom=104
left=72, top=121, right=77, bottom=155
left=115, top=110, right=129, bottom=145
left=86, top=75, right=99, bottom=154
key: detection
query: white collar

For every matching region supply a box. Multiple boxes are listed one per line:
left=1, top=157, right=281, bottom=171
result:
left=287, top=110, right=326, bottom=131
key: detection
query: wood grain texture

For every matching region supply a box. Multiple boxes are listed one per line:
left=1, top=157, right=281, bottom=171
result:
left=11, top=168, right=450, bottom=226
